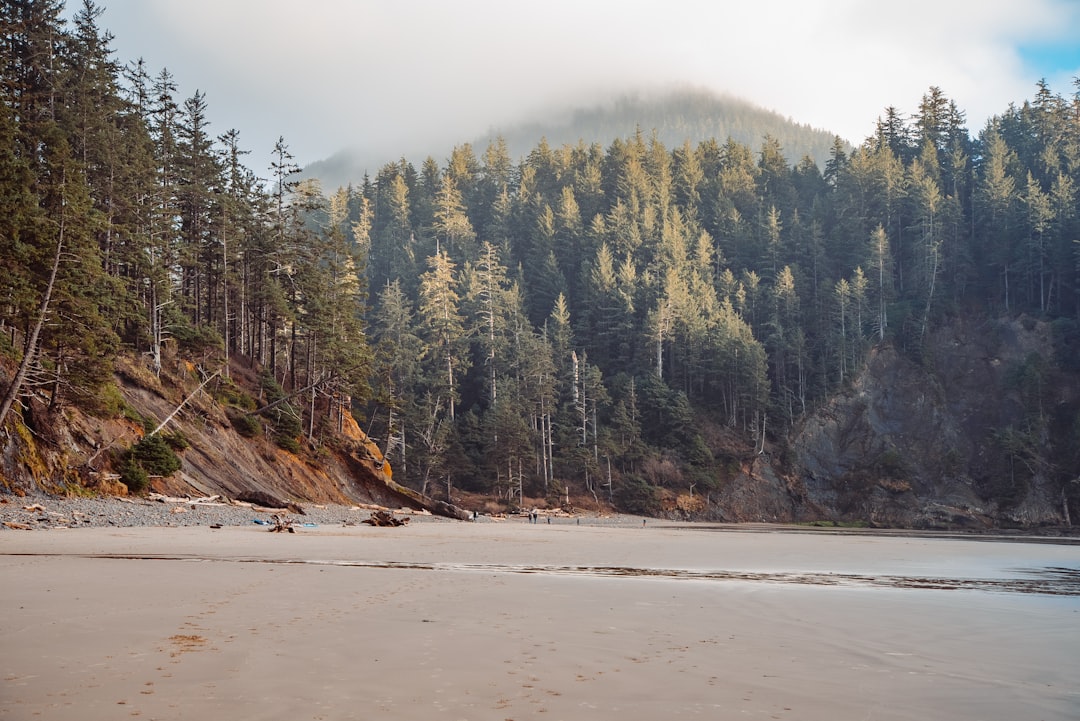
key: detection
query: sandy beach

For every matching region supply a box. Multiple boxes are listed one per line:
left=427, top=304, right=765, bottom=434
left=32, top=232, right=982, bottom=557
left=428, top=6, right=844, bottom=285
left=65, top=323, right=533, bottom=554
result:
left=2, top=520, right=1078, bottom=720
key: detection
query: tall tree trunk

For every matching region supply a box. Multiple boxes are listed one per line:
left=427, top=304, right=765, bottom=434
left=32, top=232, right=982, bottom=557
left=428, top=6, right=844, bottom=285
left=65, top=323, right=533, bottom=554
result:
left=307, top=333, right=317, bottom=443
left=0, top=212, right=65, bottom=431
left=150, top=281, right=163, bottom=376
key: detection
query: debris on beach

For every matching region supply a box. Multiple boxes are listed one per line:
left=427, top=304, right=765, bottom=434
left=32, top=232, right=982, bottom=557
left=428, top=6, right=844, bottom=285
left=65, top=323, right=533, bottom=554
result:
left=149, top=492, right=227, bottom=506
left=514, top=507, right=577, bottom=522
left=361, top=510, right=410, bottom=527
left=267, top=514, right=295, bottom=533
left=150, top=491, right=310, bottom=516
left=253, top=515, right=317, bottom=532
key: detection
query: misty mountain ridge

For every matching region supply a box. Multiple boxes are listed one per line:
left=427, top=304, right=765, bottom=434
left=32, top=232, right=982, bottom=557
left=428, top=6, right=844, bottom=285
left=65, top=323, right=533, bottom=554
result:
left=305, top=88, right=844, bottom=190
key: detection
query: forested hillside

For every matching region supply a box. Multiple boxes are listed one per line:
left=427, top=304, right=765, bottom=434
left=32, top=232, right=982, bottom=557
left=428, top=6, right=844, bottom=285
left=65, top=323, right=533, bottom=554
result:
left=2, top=2, right=1079, bottom=522
left=306, top=89, right=842, bottom=192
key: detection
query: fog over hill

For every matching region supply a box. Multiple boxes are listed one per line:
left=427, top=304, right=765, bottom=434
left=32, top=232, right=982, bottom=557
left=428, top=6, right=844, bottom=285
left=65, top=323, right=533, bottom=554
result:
left=304, top=89, right=843, bottom=191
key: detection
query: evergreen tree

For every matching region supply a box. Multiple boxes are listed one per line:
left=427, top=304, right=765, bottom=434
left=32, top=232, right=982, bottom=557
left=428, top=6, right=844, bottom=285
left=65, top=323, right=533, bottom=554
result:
left=766, top=265, right=802, bottom=425
left=432, top=170, right=476, bottom=261
left=867, top=225, right=893, bottom=340
left=906, top=159, right=943, bottom=339
left=417, top=250, right=469, bottom=421
left=175, top=90, right=219, bottom=327
left=371, top=279, right=424, bottom=485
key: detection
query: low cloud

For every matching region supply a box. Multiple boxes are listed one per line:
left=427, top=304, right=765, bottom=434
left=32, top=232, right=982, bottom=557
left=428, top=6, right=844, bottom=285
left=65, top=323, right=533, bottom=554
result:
left=93, top=0, right=1080, bottom=169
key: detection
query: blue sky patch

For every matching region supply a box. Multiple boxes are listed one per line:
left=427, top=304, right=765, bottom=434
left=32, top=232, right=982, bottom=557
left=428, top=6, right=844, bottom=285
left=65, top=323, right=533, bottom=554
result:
left=1018, top=43, right=1080, bottom=79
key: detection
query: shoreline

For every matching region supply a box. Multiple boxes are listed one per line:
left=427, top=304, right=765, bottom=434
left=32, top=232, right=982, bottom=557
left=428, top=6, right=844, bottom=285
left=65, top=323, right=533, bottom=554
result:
left=0, top=492, right=635, bottom=531
left=3, top=492, right=1079, bottom=545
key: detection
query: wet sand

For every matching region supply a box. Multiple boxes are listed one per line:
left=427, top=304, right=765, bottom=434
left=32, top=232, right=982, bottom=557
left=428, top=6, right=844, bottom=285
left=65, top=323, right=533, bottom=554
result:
left=2, top=521, right=1078, bottom=720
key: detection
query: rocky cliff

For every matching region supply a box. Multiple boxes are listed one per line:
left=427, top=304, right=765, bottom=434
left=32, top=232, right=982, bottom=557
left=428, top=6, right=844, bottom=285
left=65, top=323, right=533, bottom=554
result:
left=791, top=316, right=1079, bottom=529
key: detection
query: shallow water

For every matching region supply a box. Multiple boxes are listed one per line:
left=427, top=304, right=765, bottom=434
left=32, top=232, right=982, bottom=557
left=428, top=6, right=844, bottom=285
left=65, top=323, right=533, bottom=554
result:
left=12, top=534, right=1080, bottom=596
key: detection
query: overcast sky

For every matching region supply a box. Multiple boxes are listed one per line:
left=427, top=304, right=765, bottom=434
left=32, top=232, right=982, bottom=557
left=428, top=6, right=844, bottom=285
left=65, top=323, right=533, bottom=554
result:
left=79, top=0, right=1080, bottom=171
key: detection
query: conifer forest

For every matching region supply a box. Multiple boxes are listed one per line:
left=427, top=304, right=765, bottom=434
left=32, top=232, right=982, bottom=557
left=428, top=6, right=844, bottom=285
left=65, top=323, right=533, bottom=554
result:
left=3, top=2, right=1080, bottom=513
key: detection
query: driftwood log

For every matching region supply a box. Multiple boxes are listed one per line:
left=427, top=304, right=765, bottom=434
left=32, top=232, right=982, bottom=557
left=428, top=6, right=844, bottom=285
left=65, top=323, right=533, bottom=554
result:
left=267, top=514, right=295, bottom=533
left=361, top=510, right=409, bottom=527
left=235, top=491, right=306, bottom=515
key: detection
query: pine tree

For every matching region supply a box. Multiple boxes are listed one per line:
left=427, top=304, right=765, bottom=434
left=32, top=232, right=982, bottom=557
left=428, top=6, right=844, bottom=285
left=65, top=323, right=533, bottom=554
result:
left=370, top=165, right=416, bottom=292
left=907, top=159, right=943, bottom=339
left=464, top=241, right=512, bottom=410
left=867, top=225, right=893, bottom=340
left=1021, top=171, right=1053, bottom=312
left=974, top=124, right=1019, bottom=310
left=417, top=250, right=469, bottom=421
left=0, top=1, right=120, bottom=419
left=767, top=265, right=802, bottom=425
left=371, top=279, right=424, bottom=485
left=833, top=277, right=851, bottom=384
left=432, top=171, right=476, bottom=260
left=176, top=90, right=220, bottom=327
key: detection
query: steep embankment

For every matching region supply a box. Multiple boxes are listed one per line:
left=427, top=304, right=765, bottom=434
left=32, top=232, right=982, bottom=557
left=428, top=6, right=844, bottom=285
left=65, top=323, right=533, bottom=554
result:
left=0, top=354, right=468, bottom=519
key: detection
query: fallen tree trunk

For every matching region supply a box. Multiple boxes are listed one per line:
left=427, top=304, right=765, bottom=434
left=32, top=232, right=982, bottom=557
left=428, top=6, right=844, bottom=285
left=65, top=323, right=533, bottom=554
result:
left=234, top=490, right=305, bottom=515
left=378, top=476, right=470, bottom=520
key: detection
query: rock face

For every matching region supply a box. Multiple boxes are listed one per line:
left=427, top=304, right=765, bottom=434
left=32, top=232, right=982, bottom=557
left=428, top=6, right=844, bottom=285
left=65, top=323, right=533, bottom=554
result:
left=0, top=355, right=469, bottom=520
left=791, top=316, right=1078, bottom=528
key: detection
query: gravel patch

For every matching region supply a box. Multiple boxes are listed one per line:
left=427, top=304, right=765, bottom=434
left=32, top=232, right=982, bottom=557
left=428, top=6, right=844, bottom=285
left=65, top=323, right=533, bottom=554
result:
left=0, top=493, right=446, bottom=531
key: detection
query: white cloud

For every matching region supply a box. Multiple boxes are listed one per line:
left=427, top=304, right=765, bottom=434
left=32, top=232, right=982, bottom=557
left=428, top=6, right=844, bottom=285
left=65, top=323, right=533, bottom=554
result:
left=91, top=0, right=1077, bottom=169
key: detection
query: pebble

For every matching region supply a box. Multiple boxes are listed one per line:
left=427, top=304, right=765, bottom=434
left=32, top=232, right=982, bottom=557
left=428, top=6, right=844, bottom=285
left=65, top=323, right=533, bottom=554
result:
left=0, top=493, right=442, bottom=530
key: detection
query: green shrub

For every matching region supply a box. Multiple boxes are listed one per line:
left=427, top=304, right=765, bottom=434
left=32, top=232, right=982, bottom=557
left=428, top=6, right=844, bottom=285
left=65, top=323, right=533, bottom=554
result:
left=230, top=410, right=262, bottom=438
left=119, top=455, right=149, bottom=494
left=163, top=431, right=189, bottom=451
left=215, top=378, right=257, bottom=410
left=614, top=474, right=659, bottom=516
left=131, top=434, right=182, bottom=477
left=876, top=448, right=906, bottom=478
left=87, top=382, right=127, bottom=418
left=171, top=321, right=222, bottom=355
left=121, top=403, right=145, bottom=427
left=259, top=371, right=302, bottom=444
left=276, top=434, right=302, bottom=454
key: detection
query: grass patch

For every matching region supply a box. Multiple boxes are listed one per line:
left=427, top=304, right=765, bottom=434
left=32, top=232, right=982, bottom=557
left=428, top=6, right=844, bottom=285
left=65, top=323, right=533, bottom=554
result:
left=62, top=482, right=97, bottom=498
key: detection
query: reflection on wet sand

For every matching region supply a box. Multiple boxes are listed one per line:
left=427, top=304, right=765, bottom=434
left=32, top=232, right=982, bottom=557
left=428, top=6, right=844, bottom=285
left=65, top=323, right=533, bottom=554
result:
left=12, top=552, right=1080, bottom=596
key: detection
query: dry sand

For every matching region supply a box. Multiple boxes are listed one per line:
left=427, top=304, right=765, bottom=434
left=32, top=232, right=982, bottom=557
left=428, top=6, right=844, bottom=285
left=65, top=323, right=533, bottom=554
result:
left=2, top=521, right=1078, bottom=720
